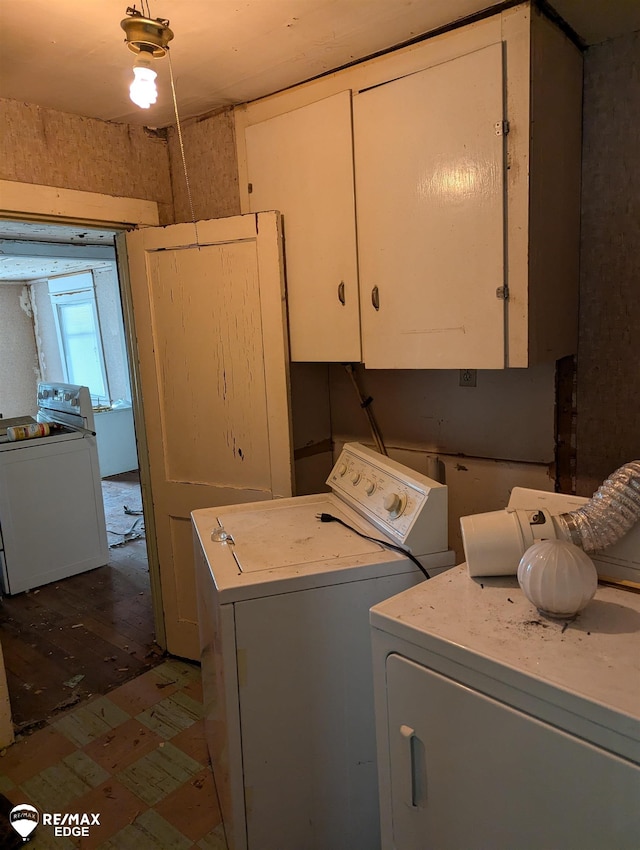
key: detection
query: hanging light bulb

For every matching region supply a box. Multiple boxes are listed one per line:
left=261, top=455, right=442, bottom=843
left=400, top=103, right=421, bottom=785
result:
left=130, top=53, right=157, bottom=109
left=121, top=6, right=173, bottom=110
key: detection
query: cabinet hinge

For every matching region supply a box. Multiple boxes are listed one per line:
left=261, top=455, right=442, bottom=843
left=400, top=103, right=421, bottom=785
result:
left=496, top=285, right=509, bottom=300
left=495, top=120, right=510, bottom=136
left=247, top=183, right=253, bottom=194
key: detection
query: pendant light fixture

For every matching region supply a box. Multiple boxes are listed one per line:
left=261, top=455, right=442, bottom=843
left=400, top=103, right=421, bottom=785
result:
left=121, top=5, right=174, bottom=110
left=120, top=4, right=199, bottom=243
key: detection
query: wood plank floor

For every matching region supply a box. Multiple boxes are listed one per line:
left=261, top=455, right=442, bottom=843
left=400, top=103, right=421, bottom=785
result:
left=0, top=472, right=165, bottom=734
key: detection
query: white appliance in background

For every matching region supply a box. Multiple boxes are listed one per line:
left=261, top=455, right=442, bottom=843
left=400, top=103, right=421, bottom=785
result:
left=0, top=383, right=108, bottom=595
left=192, top=442, right=454, bottom=850
left=93, top=402, right=138, bottom=477
left=370, top=565, right=640, bottom=850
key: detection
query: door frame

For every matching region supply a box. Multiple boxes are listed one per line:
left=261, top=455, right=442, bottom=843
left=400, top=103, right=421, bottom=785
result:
left=0, top=180, right=167, bottom=648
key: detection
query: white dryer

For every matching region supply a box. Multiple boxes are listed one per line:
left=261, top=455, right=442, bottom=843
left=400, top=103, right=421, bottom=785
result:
left=192, top=442, right=454, bottom=850
left=370, top=566, right=640, bottom=850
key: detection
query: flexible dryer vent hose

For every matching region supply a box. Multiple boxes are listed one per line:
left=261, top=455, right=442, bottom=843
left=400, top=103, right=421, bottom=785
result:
left=556, top=461, right=640, bottom=552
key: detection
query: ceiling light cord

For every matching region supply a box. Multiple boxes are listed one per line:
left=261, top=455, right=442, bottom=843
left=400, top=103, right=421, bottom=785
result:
left=168, top=49, right=200, bottom=246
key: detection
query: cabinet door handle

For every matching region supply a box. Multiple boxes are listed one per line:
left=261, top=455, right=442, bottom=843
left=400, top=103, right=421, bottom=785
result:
left=400, top=724, right=417, bottom=808
left=338, top=281, right=346, bottom=305
left=371, top=286, right=380, bottom=310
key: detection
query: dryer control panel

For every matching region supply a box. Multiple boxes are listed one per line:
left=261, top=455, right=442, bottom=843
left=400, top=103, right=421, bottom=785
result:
left=327, top=443, right=448, bottom=555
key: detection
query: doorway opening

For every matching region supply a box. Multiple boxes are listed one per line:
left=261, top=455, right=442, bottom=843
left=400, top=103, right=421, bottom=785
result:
left=0, top=219, right=163, bottom=735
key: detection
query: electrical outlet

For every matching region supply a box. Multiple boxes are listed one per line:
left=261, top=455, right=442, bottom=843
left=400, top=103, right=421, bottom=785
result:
left=459, top=369, right=477, bottom=387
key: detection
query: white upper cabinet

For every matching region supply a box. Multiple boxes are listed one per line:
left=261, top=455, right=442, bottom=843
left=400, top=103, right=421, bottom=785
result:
left=237, top=3, right=583, bottom=369
left=354, top=44, right=506, bottom=369
left=245, top=92, right=361, bottom=362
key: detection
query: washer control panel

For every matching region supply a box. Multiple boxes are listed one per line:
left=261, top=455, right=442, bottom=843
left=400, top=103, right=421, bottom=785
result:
left=327, top=443, right=448, bottom=555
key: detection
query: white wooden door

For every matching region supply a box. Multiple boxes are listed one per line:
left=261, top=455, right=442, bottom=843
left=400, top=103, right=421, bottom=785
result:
left=354, top=43, right=506, bottom=369
left=245, top=91, right=361, bottom=362
left=121, top=213, right=293, bottom=659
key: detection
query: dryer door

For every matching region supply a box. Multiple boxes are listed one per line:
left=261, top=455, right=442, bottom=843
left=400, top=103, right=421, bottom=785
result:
left=385, top=654, right=640, bottom=849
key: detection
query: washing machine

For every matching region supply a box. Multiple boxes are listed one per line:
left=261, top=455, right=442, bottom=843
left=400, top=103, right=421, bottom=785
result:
left=192, top=442, right=455, bottom=850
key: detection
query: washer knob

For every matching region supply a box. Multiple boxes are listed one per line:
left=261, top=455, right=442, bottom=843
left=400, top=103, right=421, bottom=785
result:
left=350, top=470, right=361, bottom=485
left=384, top=493, right=400, bottom=512
left=364, top=479, right=376, bottom=496
left=383, top=492, right=406, bottom=516
left=337, top=463, right=347, bottom=477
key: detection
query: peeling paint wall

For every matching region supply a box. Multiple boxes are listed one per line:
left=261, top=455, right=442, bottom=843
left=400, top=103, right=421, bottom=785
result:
left=31, top=280, right=62, bottom=382
left=0, top=285, right=40, bottom=417
left=168, top=107, right=241, bottom=223
left=577, top=30, right=640, bottom=495
left=0, top=98, right=174, bottom=225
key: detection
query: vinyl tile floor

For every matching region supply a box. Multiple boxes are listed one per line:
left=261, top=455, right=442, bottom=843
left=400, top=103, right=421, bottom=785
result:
left=0, top=658, right=227, bottom=849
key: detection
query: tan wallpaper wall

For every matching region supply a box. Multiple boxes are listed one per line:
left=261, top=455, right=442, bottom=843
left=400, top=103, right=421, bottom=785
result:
left=576, top=30, right=640, bottom=495
left=168, top=107, right=241, bottom=223
left=0, top=99, right=174, bottom=225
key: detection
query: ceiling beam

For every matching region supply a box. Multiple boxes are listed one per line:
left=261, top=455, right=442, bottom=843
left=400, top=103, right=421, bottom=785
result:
left=0, top=240, right=116, bottom=261
left=0, top=181, right=159, bottom=227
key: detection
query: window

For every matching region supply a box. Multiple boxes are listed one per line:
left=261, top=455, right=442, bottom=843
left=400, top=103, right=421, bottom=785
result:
left=49, top=272, right=110, bottom=404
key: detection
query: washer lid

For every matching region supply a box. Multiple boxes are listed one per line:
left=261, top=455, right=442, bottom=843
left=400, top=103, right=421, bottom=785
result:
left=220, top=499, right=381, bottom=573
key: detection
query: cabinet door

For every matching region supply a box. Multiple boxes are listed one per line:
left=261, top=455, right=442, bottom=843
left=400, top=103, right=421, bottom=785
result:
left=354, top=44, right=506, bottom=368
left=245, top=92, right=361, bottom=362
left=386, top=654, right=640, bottom=850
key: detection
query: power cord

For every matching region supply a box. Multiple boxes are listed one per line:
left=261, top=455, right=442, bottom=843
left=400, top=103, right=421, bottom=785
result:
left=317, top=512, right=430, bottom=580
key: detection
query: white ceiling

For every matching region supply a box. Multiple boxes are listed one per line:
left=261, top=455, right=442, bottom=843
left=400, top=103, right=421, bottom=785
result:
left=0, top=258, right=113, bottom=283
left=1, top=1, right=639, bottom=130
left=1, top=0, right=638, bottom=282
left=0, top=222, right=116, bottom=246
left=0, top=222, right=117, bottom=283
